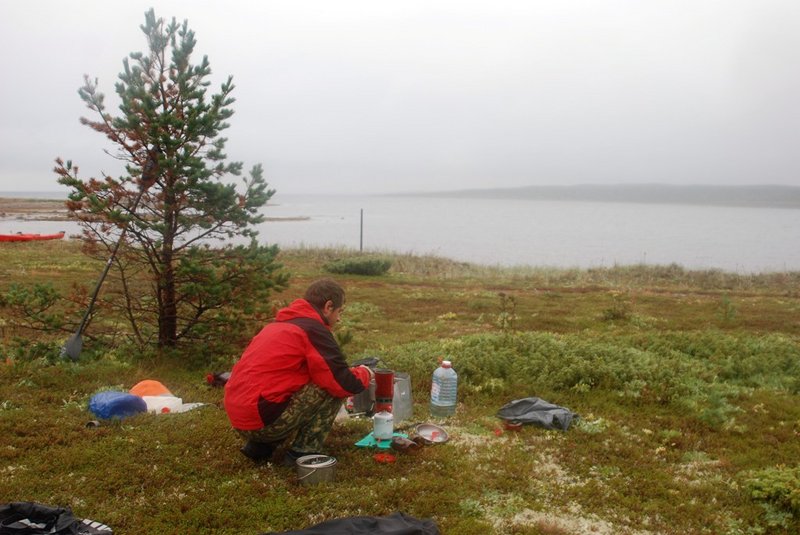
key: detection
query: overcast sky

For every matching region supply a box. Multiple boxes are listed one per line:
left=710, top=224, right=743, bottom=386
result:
left=1, top=1, right=798, bottom=195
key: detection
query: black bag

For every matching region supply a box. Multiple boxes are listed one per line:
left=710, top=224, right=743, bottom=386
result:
left=0, top=502, right=112, bottom=535
left=262, top=512, right=439, bottom=535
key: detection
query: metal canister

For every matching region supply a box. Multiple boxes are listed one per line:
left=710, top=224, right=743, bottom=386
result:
left=373, top=410, right=394, bottom=440
left=296, top=454, right=337, bottom=485
left=352, top=377, right=376, bottom=414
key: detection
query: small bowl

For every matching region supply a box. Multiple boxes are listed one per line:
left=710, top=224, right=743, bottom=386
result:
left=503, top=421, right=523, bottom=431
left=415, top=423, right=449, bottom=444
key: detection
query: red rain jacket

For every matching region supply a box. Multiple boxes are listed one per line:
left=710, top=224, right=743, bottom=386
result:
left=224, top=299, right=369, bottom=430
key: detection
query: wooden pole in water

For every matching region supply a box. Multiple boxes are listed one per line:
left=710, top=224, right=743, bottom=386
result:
left=360, top=209, right=363, bottom=252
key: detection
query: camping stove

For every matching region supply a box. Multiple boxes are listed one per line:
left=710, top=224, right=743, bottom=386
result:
left=352, top=368, right=394, bottom=415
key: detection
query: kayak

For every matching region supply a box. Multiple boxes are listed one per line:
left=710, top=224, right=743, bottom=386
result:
left=0, top=231, right=65, bottom=242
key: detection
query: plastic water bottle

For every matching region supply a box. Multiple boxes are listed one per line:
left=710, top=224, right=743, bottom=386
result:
left=429, top=360, right=457, bottom=417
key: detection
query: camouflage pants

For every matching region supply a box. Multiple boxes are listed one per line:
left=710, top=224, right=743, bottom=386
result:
left=236, top=383, right=342, bottom=454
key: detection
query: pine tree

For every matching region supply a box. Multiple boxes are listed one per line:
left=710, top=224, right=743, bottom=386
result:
left=55, top=9, right=288, bottom=350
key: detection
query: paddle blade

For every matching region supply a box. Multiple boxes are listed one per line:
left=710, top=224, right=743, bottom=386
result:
left=61, top=333, right=83, bottom=361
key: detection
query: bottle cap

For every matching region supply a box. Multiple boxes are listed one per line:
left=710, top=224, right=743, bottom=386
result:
left=442, top=360, right=452, bottom=368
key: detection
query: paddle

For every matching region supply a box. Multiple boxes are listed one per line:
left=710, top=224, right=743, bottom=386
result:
left=61, top=156, right=158, bottom=361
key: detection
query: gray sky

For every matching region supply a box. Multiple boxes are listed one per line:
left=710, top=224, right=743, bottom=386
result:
left=1, top=0, right=798, bottom=195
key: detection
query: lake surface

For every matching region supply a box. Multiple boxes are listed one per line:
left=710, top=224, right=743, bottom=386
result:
left=2, top=192, right=799, bottom=273
left=260, top=195, right=800, bottom=273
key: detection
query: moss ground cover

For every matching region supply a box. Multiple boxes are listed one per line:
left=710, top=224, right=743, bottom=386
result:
left=1, top=241, right=799, bottom=534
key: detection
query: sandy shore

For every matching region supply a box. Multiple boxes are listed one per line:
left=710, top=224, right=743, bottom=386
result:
left=0, top=197, right=308, bottom=223
left=0, top=197, right=69, bottom=221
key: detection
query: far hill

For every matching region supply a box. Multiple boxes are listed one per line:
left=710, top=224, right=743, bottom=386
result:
left=404, top=184, right=800, bottom=209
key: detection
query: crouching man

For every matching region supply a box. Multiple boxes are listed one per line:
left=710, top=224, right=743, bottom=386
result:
left=224, top=278, right=374, bottom=465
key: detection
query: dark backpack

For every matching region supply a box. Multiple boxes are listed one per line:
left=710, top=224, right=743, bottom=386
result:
left=261, top=512, right=439, bottom=535
left=0, top=502, right=112, bottom=535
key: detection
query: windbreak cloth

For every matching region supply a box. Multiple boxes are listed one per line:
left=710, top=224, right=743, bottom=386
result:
left=497, top=397, right=578, bottom=431
left=0, top=502, right=112, bottom=534
left=261, top=512, right=439, bottom=535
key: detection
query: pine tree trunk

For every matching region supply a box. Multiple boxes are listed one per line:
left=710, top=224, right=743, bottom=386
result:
left=158, top=184, right=178, bottom=347
left=158, top=251, right=178, bottom=347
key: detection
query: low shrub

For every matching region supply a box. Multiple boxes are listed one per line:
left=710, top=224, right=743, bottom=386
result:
left=324, top=256, right=392, bottom=276
left=1, top=339, right=63, bottom=364
left=745, top=465, right=800, bottom=527
left=377, top=330, right=800, bottom=428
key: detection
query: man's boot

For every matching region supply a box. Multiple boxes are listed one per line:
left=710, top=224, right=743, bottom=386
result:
left=240, top=440, right=277, bottom=463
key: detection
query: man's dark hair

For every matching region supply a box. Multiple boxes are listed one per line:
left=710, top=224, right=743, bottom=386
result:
left=304, top=278, right=345, bottom=309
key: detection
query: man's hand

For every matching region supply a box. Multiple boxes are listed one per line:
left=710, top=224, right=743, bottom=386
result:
left=358, top=365, right=375, bottom=382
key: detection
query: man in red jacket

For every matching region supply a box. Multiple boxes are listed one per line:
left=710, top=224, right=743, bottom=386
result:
left=224, top=278, right=374, bottom=464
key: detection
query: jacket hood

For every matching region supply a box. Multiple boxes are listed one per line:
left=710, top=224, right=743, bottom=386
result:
left=276, top=299, right=328, bottom=326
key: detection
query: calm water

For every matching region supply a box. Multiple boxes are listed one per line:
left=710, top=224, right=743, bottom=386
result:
left=259, top=195, right=800, bottom=273
left=2, top=192, right=799, bottom=273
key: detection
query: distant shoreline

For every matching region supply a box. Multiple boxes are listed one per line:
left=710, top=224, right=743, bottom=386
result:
left=0, top=197, right=68, bottom=221
left=4, top=183, right=800, bottom=211
left=396, top=184, right=800, bottom=209
left=0, top=197, right=311, bottom=223
left=0, top=191, right=68, bottom=200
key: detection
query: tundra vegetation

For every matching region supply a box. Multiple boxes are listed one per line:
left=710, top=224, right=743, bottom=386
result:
left=1, top=240, right=799, bottom=534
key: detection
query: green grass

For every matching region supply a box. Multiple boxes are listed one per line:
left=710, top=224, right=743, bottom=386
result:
left=1, top=241, right=799, bottom=534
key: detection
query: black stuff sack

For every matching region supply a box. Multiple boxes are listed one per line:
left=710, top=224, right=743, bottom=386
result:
left=0, top=502, right=112, bottom=535
left=261, top=511, right=439, bottom=535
